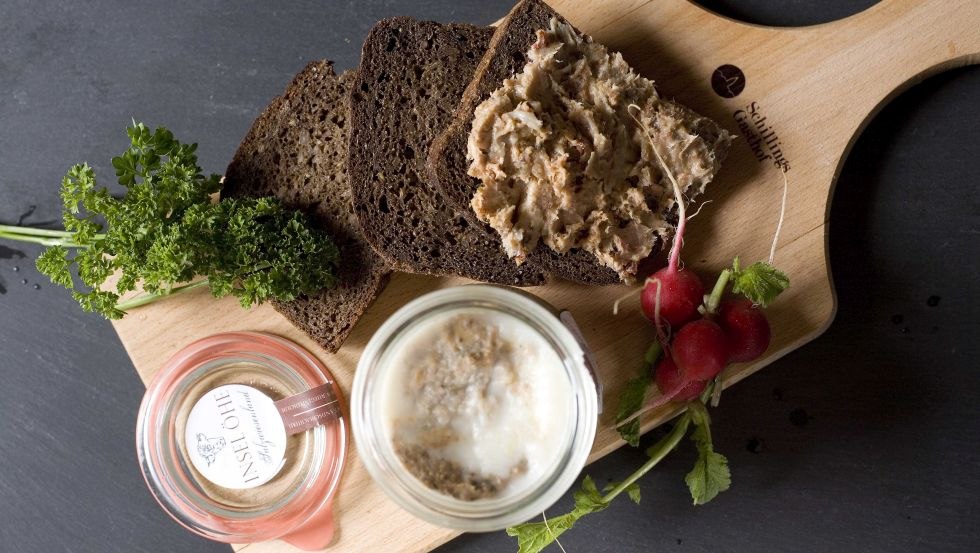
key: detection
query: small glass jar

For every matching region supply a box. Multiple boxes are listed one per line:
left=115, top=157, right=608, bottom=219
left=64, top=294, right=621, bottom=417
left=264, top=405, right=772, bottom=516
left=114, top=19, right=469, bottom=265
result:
left=351, top=285, right=599, bottom=531
left=136, top=332, right=347, bottom=550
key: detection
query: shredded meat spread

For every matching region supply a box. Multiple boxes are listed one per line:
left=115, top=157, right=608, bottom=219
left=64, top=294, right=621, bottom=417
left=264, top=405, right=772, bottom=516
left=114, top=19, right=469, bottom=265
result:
left=468, top=19, right=726, bottom=281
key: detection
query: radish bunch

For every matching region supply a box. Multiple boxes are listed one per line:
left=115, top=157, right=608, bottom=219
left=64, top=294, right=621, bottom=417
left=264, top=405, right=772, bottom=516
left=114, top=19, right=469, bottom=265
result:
left=615, top=107, right=790, bottom=444
left=613, top=257, right=790, bottom=445
left=631, top=149, right=786, bottom=404
left=645, top=258, right=785, bottom=403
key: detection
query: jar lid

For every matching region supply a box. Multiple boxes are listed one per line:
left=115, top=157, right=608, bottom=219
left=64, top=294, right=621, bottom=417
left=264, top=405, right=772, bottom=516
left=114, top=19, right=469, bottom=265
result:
left=136, top=332, right=347, bottom=547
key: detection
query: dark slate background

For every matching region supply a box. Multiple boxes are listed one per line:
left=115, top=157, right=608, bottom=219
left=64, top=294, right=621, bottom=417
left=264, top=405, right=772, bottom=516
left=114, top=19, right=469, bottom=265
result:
left=1, top=1, right=977, bottom=552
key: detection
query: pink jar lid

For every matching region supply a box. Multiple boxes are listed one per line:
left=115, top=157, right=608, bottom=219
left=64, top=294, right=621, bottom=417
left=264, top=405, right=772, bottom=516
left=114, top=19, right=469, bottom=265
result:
left=136, top=332, right=347, bottom=550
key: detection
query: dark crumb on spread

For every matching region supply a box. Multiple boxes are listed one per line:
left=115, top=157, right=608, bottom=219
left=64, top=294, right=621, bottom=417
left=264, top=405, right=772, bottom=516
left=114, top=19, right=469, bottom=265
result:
left=771, top=387, right=784, bottom=401
left=394, top=441, right=527, bottom=501
left=926, top=295, right=940, bottom=307
left=746, top=436, right=766, bottom=454
left=891, top=314, right=903, bottom=324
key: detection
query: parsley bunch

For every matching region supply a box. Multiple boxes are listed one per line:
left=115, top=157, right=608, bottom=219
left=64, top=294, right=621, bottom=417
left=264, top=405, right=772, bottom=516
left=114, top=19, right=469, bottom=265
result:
left=0, top=122, right=338, bottom=318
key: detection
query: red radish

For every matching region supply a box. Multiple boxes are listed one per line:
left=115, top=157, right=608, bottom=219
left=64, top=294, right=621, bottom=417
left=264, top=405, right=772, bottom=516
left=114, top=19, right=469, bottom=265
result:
left=718, top=299, right=771, bottom=362
left=640, top=268, right=704, bottom=328
left=654, top=354, right=708, bottom=402
left=672, top=319, right=729, bottom=381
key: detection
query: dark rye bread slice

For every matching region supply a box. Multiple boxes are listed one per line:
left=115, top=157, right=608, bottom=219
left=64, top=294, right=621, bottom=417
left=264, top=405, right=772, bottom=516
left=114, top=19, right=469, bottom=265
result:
left=223, top=61, right=391, bottom=353
left=427, top=0, right=730, bottom=284
left=347, top=17, right=547, bottom=286
left=426, top=0, right=618, bottom=285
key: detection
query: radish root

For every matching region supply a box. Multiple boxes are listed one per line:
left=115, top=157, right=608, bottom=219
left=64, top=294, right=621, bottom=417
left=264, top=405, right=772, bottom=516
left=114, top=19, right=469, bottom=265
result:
left=768, top=170, right=789, bottom=265
left=710, top=375, right=723, bottom=407
left=687, top=199, right=713, bottom=221
left=541, top=511, right=568, bottom=553
left=628, top=104, right=687, bottom=273
left=616, top=383, right=687, bottom=427
left=612, top=275, right=658, bottom=315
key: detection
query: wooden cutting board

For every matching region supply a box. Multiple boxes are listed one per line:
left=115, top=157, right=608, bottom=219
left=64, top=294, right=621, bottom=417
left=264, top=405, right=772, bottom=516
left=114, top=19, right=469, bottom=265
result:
left=111, top=1, right=980, bottom=551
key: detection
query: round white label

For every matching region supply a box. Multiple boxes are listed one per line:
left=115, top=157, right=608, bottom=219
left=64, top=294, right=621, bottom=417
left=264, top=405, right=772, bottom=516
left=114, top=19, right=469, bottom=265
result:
left=184, top=384, right=287, bottom=490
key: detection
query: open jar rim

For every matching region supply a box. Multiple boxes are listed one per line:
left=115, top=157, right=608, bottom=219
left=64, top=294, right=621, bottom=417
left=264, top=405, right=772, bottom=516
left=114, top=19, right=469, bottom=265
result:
left=351, top=285, right=599, bottom=531
left=136, top=331, right=347, bottom=544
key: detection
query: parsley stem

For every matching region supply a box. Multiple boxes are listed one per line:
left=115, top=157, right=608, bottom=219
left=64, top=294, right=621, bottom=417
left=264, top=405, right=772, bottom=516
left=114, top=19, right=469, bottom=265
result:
left=704, top=268, right=731, bottom=315
left=115, top=279, right=210, bottom=311
left=113, top=261, right=275, bottom=312
left=0, top=224, right=75, bottom=237
left=0, top=224, right=104, bottom=248
left=0, top=231, right=85, bottom=248
left=602, top=412, right=691, bottom=503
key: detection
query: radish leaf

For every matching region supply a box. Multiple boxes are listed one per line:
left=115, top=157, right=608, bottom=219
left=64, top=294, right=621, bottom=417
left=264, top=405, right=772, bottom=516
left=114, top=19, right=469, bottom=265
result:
left=603, top=481, right=642, bottom=504
left=685, top=403, right=731, bottom=505
left=506, top=475, right=609, bottom=553
left=614, top=342, right=661, bottom=446
left=730, top=257, right=789, bottom=307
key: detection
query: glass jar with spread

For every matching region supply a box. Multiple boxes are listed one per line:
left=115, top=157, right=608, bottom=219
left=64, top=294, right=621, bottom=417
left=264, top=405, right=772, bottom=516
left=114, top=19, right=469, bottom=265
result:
left=351, top=285, right=599, bottom=531
left=136, top=332, right=347, bottom=550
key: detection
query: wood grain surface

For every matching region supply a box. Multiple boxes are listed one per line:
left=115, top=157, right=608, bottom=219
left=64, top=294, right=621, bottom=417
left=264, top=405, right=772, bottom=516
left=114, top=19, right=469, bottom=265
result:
left=110, top=0, right=980, bottom=551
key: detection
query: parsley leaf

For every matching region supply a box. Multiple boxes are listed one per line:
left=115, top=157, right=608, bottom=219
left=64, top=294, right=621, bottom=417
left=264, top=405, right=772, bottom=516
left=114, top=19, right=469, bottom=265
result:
left=25, top=122, right=339, bottom=318
left=730, top=257, right=789, bottom=307
left=506, top=476, right=609, bottom=553
left=36, top=246, right=73, bottom=289
left=684, top=403, right=731, bottom=505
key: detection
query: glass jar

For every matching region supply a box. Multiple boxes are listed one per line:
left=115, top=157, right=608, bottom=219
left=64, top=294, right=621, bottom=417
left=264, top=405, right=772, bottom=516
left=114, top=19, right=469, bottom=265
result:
left=136, top=332, right=347, bottom=550
left=351, top=285, right=599, bottom=531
